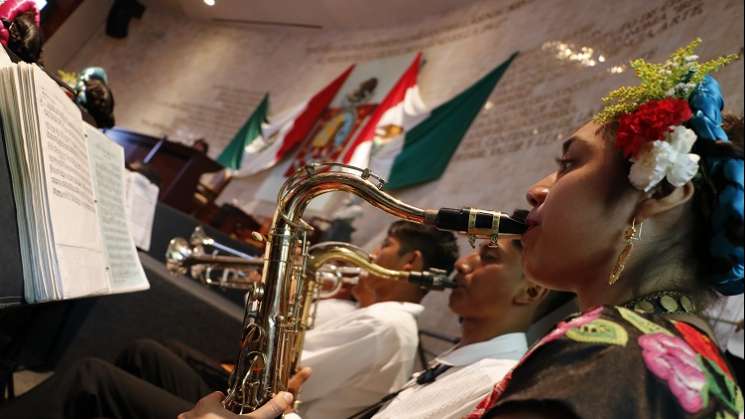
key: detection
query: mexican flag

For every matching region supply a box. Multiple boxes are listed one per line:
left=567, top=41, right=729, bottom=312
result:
left=226, top=65, right=355, bottom=177
left=217, top=93, right=269, bottom=170
left=345, top=52, right=518, bottom=190
left=343, top=53, right=426, bottom=172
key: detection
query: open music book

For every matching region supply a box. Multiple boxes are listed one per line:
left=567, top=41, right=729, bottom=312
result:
left=123, top=170, right=159, bottom=252
left=0, top=61, right=149, bottom=303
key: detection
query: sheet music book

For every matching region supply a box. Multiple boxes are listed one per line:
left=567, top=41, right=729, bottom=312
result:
left=0, top=47, right=11, bottom=66
left=123, top=170, right=158, bottom=251
left=0, top=62, right=149, bottom=303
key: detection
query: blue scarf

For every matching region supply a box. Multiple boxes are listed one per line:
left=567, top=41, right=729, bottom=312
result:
left=688, top=76, right=744, bottom=295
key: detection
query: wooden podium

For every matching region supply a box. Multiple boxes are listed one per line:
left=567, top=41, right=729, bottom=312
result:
left=104, top=128, right=224, bottom=214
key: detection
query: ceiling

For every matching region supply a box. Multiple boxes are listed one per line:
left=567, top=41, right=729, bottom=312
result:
left=157, top=0, right=486, bottom=30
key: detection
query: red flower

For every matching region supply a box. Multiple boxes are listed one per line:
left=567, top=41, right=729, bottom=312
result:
left=615, top=98, right=693, bottom=158
left=673, top=321, right=733, bottom=379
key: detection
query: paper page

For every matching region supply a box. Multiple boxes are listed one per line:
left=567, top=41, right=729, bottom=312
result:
left=23, top=64, right=59, bottom=301
left=86, top=125, right=149, bottom=293
left=0, top=48, right=11, bottom=66
left=33, top=66, right=109, bottom=299
left=0, top=66, right=32, bottom=302
left=0, top=66, right=37, bottom=301
left=124, top=170, right=159, bottom=251
left=3, top=64, right=62, bottom=301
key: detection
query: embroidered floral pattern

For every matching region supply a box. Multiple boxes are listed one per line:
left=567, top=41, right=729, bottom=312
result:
left=673, top=321, right=733, bottom=379
left=617, top=306, right=673, bottom=335
left=467, top=306, right=744, bottom=419
left=638, top=321, right=744, bottom=416
left=466, top=306, right=606, bottom=418
left=565, top=319, right=628, bottom=346
left=536, top=306, right=605, bottom=347
left=672, top=322, right=744, bottom=414
left=700, top=356, right=745, bottom=415
left=638, top=332, right=706, bottom=413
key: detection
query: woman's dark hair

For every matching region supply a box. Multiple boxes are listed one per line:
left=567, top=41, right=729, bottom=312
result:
left=83, top=78, right=115, bottom=128
left=689, top=114, right=744, bottom=294
left=388, top=220, right=459, bottom=274
left=602, top=115, right=744, bottom=303
left=6, top=10, right=41, bottom=63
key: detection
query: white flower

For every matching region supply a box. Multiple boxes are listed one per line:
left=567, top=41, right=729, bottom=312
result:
left=629, top=142, right=670, bottom=192
left=665, top=126, right=700, bottom=186
left=666, top=82, right=697, bottom=98
left=628, top=126, right=700, bottom=192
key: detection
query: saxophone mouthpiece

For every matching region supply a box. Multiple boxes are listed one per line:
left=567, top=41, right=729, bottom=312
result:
left=408, top=268, right=455, bottom=290
left=424, top=207, right=527, bottom=240
left=424, top=207, right=528, bottom=235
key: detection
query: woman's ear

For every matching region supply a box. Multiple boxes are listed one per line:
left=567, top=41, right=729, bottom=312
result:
left=636, top=181, right=695, bottom=220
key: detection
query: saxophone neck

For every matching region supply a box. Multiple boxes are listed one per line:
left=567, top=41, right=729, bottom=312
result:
left=276, top=164, right=427, bottom=227
left=307, top=242, right=455, bottom=290
left=276, top=165, right=527, bottom=250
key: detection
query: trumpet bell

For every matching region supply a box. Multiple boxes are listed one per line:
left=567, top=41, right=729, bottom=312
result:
left=166, top=237, right=191, bottom=275
left=315, top=266, right=362, bottom=299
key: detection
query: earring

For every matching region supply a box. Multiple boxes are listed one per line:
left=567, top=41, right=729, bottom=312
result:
left=609, top=218, right=642, bottom=285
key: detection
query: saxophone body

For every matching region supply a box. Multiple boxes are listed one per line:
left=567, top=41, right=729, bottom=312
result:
left=221, top=163, right=526, bottom=413
left=222, top=164, right=432, bottom=413
left=166, top=228, right=451, bottom=409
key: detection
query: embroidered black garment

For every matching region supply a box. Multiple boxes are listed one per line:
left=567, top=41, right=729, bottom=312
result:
left=476, top=306, right=743, bottom=419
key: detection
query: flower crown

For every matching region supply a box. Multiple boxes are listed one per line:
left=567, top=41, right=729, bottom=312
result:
left=0, top=0, right=40, bottom=46
left=593, top=39, right=739, bottom=192
left=594, top=39, right=743, bottom=295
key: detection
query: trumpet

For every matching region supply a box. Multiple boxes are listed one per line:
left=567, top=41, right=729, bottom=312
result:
left=221, top=162, right=525, bottom=414
left=166, top=226, right=264, bottom=290
left=166, top=229, right=454, bottom=296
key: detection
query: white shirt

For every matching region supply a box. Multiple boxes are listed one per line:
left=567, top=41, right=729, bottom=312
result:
left=312, top=298, right=358, bottom=327
left=297, top=301, right=424, bottom=419
left=372, top=332, right=528, bottom=419
left=706, top=294, right=744, bottom=359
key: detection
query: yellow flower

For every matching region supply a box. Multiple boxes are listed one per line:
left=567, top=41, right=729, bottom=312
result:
left=594, top=39, right=740, bottom=124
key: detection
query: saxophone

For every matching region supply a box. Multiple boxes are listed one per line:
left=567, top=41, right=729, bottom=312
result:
left=166, top=228, right=452, bottom=398
left=291, top=240, right=453, bottom=385
left=222, top=163, right=526, bottom=413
